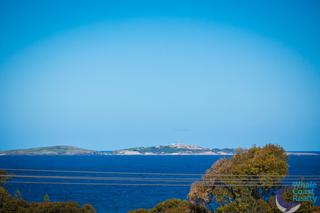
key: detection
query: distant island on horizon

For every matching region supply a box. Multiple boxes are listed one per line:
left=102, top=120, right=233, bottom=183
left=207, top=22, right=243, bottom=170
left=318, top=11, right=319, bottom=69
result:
left=0, top=144, right=318, bottom=156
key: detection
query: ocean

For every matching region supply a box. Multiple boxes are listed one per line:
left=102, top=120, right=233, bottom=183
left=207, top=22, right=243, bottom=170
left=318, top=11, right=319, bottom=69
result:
left=0, top=155, right=319, bottom=212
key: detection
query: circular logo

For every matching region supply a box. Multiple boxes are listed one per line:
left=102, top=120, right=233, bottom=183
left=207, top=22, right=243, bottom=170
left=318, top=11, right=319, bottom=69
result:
left=275, top=188, right=301, bottom=213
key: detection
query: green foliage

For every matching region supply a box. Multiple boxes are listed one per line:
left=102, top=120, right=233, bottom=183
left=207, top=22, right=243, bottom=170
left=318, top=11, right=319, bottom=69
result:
left=28, top=202, right=95, bottom=213
left=129, top=198, right=208, bottom=213
left=129, top=209, right=149, bottom=213
left=15, top=189, right=22, bottom=200
left=150, top=199, right=191, bottom=213
left=0, top=185, right=95, bottom=213
left=0, top=186, right=30, bottom=212
left=0, top=170, right=9, bottom=186
left=43, top=193, right=50, bottom=202
left=188, top=144, right=289, bottom=212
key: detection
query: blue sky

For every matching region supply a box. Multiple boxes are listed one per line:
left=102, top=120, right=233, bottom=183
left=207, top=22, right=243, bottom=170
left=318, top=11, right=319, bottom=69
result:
left=0, top=0, right=319, bottom=151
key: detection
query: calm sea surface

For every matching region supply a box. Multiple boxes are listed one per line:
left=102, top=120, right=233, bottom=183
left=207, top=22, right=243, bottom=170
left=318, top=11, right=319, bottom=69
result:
left=0, top=155, right=319, bottom=212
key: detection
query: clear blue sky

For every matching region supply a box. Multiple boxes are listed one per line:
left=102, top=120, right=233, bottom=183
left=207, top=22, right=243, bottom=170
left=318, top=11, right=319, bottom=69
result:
left=0, top=0, right=319, bottom=151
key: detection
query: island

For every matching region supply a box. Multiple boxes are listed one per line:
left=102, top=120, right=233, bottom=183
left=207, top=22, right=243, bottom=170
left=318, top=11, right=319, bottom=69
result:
left=0, top=144, right=318, bottom=156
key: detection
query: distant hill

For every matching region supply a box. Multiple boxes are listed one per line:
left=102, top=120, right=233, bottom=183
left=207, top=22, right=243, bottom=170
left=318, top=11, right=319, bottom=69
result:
left=0, top=145, right=95, bottom=155
left=0, top=144, right=234, bottom=156
left=110, top=143, right=235, bottom=155
left=0, top=144, right=318, bottom=156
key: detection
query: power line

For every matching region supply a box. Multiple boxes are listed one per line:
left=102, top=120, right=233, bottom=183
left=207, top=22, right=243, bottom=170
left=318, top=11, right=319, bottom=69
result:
left=7, top=181, right=192, bottom=187
left=1, top=168, right=319, bottom=177
left=7, top=181, right=318, bottom=187
left=2, top=175, right=319, bottom=184
left=0, top=174, right=199, bottom=182
left=2, top=174, right=319, bottom=181
left=0, top=168, right=202, bottom=176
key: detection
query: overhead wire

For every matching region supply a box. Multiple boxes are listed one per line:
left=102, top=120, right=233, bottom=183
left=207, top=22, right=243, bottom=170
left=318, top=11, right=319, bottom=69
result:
left=7, top=181, right=320, bottom=187
left=1, top=174, right=320, bottom=182
left=1, top=168, right=319, bottom=177
left=2, top=168, right=319, bottom=187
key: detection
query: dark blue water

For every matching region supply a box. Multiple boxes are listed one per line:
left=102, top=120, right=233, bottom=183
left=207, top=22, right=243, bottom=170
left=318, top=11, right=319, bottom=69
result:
left=0, top=155, right=319, bottom=213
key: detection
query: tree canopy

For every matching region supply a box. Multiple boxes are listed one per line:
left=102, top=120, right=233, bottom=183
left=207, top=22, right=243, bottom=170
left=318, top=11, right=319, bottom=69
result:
left=0, top=180, right=95, bottom=213
left=188, top=144, right=320, bottom=213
